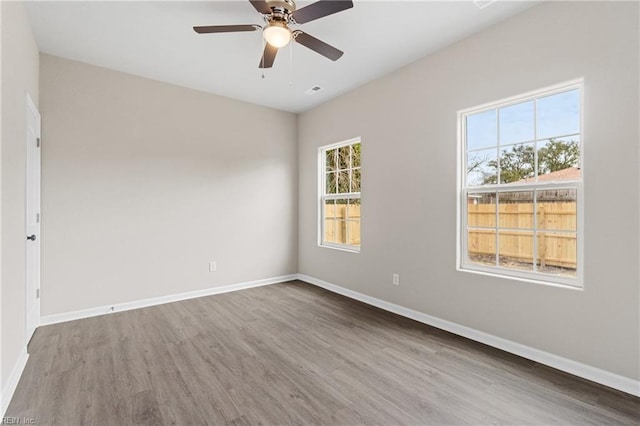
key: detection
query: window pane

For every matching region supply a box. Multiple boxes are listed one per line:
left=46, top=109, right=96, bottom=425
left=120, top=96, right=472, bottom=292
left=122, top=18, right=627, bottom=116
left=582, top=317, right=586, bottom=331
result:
left=467, top=109, right=497, bottom=151
left=536, top=189, right=577, bottom=231
left=324, top=219, right=337, bottom=244
left=467, top=229, right=496, bottom=266
left=537, top=89, right=580, bottom=139
left=537, top=231, right=577, bottom=277
left=351, top=168, right=361, bottom=193
left=346, top=219, right=360, bottom=247
left=326, top=172, right=336, bottom=194
left=338, top=146, right=350, bottom=170
left=498, top=230, right=534, bottom=271
left=325, top=149, right=337, bottom=172
left=335, top=220, right=347, bottom=245
left=499, top=100, right=534, bottom=145
left=467, top=193, right=496, bottom=228
left=324, top=199, right=336, bottom=219
left=351, top=143, right=361, bottom=168
left=347, top=198, right=361, bottom=247
left=467, top=148, right=497, bottom=186
left=346, top=198, right=360, bottom=221
left=337, top=170, right=349, bottom=193
left=335, top=198, right=347, bottom=219
left=498, top=143, right=535, bottom=184
left=537, top=136, right=580, bottom=179
left=333, top=199, right=347, bottom=244
left=498, top=191, right=533, bottom=229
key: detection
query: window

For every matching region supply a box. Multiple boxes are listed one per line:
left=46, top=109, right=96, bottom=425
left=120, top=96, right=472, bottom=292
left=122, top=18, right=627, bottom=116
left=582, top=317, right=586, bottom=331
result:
left=319, top=138, right=361, bottom=252
left=459, top=81, right=583, bottom=287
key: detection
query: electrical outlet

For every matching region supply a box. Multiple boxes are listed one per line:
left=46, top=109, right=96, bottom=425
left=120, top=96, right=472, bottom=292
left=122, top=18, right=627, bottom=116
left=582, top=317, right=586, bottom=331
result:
left=392, top=274, right=400, bottom=286
left=209, top=261, right=217, bottom=272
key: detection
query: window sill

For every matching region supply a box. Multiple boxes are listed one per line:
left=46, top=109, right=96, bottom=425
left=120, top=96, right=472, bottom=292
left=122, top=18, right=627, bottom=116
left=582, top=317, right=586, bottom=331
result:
left=319, top=243, right=360, bottom=254
left=458, top=264, right=583, bottom=290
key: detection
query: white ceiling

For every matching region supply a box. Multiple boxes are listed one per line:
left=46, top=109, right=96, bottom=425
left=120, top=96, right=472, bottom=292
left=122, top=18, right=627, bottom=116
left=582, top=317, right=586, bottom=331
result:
left=25, top=0, right=536, bottom=113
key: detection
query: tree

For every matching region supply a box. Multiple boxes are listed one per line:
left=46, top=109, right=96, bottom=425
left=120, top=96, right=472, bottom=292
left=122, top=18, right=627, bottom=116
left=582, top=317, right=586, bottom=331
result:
left=538, top=139, right=579, bottom=174
left=484, top=144, right=535, bottom=184
left=473, top=139, right=579, bottom=184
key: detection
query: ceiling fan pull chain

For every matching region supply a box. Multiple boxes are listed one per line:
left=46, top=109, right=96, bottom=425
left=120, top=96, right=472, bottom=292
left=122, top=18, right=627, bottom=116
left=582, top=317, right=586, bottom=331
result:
left=289, top=41, right=293, bottom=86
left=260, top=36, right=266, bottom=79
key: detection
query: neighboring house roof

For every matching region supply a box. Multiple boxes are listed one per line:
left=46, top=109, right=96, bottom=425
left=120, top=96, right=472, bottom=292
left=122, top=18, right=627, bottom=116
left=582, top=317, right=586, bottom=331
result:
left=519, top=166, right=581, bottom=183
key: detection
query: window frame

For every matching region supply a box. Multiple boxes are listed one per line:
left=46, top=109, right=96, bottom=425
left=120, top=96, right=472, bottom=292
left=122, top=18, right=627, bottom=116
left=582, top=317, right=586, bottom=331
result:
left=457, top=80, right=584, bottom=289
left=318, top=137, right=361, bottom=253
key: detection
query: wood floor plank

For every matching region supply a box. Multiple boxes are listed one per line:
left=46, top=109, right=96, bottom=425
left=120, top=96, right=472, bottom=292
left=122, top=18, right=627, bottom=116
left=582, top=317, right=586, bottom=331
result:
left=7, top=280, right=639, bottom=425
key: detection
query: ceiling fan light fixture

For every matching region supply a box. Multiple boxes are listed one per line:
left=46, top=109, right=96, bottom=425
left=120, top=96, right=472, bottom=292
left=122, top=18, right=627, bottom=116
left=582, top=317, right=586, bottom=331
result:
left=263, top=22, right=291, bottom=47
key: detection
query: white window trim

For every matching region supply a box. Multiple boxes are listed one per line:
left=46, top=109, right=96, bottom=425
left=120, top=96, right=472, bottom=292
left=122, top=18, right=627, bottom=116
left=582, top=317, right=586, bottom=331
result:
left=456, top=79, right=584, bottom=289
left=318, top=137, right=361, bottom=253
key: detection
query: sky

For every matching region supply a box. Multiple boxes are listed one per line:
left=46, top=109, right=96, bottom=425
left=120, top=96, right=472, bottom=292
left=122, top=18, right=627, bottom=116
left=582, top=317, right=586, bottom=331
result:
left=467, top=89, right=580, bottom=152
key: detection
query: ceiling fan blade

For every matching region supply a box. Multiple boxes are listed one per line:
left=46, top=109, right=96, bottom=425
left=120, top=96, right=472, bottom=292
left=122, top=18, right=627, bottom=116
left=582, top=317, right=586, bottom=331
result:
left=291, top=0, right=353, bottom=24
left=259, top=43, right=278, bottom=68
left=193, top=25, right=259, bottom=34
left=293, top=31, right=343, bottom=61
left=249, top=0, right=272, bottom=14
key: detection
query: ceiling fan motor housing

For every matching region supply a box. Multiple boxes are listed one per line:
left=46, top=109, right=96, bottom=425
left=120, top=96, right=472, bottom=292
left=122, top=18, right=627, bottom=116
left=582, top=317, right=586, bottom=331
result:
left=265, top=0, right=297, bottom=15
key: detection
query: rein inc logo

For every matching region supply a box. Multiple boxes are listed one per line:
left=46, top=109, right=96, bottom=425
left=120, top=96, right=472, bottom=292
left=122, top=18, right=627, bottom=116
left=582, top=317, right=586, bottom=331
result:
left=1, top=418, right=35, bottom=425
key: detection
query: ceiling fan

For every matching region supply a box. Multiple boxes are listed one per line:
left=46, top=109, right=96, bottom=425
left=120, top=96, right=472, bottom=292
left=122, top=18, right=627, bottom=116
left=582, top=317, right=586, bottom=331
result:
left=193, top=0, right=353, bottom=69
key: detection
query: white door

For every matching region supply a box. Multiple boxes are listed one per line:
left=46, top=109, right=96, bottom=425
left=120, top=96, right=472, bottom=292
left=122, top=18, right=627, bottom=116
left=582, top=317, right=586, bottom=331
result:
left=25, top=94, right=41, bottom=344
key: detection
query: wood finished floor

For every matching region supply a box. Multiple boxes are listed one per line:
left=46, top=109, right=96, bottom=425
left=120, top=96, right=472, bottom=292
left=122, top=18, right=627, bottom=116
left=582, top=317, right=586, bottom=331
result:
left=7, top=280, right=640, bottom=425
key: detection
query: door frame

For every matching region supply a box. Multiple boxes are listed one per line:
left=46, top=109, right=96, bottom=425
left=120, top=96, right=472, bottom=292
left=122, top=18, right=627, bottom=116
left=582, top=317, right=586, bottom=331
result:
left=25, top=93, right=41, bottom=344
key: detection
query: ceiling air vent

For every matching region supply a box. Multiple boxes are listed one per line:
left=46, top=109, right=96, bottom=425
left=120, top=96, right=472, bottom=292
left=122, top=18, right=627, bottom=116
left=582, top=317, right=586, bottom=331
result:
left=304, top=86, right=324, bottom=95
left=473, top=0, right=496, bottom=9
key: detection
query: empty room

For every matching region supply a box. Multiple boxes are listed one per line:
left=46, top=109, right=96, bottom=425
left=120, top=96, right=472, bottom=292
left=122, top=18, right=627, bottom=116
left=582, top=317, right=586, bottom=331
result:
left=1, top=0, right=639, bottom=424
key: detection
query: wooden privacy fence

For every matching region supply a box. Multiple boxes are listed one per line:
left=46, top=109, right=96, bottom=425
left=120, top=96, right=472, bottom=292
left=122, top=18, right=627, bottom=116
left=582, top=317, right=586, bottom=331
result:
left=324, top=202, right=576, bottom=269
left=468, top=202, right=576, bottom=269
left=324, top=204, right=361, bottom=245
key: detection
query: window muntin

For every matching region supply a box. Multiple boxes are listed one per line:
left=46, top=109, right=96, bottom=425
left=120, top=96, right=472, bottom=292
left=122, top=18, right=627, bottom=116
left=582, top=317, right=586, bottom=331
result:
left=460, top=83, right=582, bottom=287
left=320, top=139, right=361, bottom=251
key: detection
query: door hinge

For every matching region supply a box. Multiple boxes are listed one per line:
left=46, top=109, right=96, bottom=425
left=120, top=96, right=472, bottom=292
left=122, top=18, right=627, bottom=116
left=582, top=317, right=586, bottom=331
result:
left=36, top=213, right=40, bottom=223
left=36, top=137, right=41, bottom=148
left=36, top=289, right=40, bottom=299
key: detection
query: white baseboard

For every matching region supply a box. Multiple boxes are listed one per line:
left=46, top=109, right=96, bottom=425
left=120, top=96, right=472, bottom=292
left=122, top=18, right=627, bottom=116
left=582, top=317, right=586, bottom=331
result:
left=297, top=274, right=640, bottom=397
left=40, top=274, right=297, bottom=326
left=1, top=347, right=29, bottom=417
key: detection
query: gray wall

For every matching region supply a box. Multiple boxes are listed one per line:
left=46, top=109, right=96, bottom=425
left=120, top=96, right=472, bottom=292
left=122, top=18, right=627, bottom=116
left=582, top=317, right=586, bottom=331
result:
left=39, top=54, right=298, bottom=316
left=1, top=1, right=39, bottom=391
left=298, top=1, right=639, bottom=380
